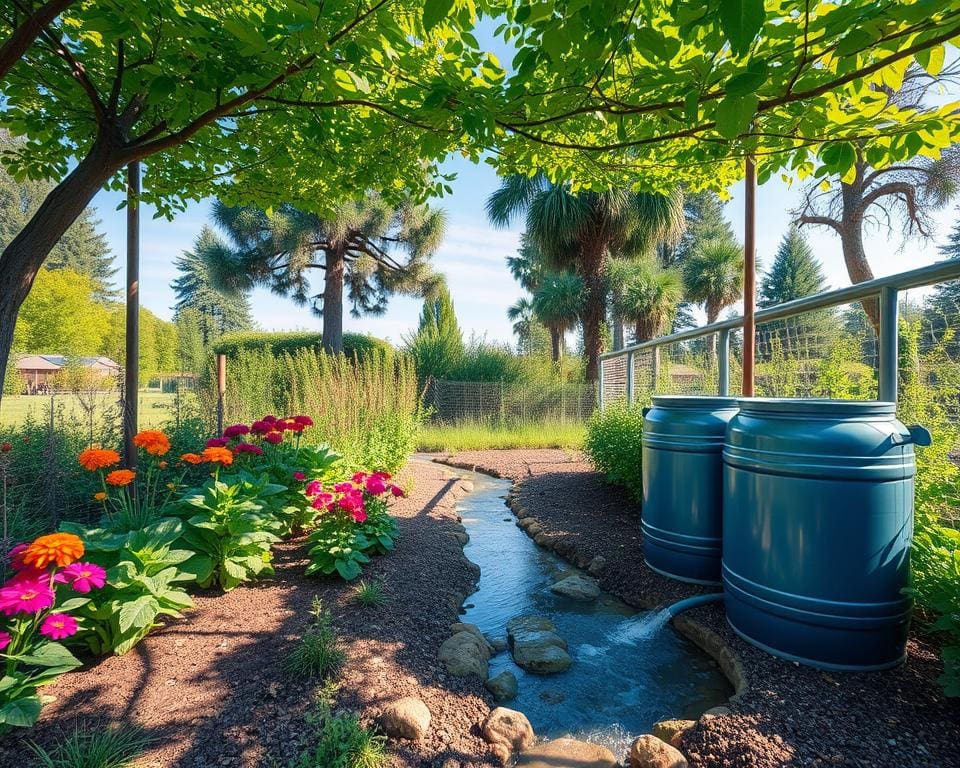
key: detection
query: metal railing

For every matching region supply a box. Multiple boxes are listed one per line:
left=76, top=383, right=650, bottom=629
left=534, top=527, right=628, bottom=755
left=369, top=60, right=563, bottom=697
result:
left=599, top=258, right=960, bottom=408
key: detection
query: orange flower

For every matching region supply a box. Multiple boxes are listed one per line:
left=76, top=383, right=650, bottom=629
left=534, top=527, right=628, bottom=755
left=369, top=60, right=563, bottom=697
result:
left=201, top=446, right=234, bottom=466
left=78, top=447, right=121, bottom=471
left=133, top=430, right=171, bottom=456
left=180, top=452, right=202, bottom=465
left=106, top=469, right=136, bottom=487
left=93, top=491, right=107, bottom=502
left=22, top=532, right=84, bottom=569
left=159, top=460, right=168, bottom=469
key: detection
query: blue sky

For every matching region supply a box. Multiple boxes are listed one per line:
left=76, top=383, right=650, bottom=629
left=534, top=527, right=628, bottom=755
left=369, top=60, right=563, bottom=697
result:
left=89, top=155, right=960, bottom=347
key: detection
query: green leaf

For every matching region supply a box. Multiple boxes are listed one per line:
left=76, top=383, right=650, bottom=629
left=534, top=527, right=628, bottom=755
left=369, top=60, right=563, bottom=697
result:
left=423, top=0, right=455, bottom=31
left=718, top=0, right=765, bottom=57
left=714, top=94, right=758, bottom=139
left=0, top=695, right=42, bottom=727
left=725, top=67, right=767, bottom=97
left=18, top=642, right=81, bottom=672
left=118, top=595, right=159, bottom=634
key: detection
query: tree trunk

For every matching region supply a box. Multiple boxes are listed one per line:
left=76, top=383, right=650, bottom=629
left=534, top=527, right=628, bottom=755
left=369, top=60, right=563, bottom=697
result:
left=0, top=137, right=120, bottom=404
left=839, top=182, right=880, bottom=333
left=0, top=0, right=75, bottom=81
left=549, top=326, right=562, bottom=363
left=580, top=244, right=607, bottom=382
left=706, top=304, right=720, bottom=368
left=321, top=245, right=345, bottom=354
left=612, top=317, right=624, bottom=350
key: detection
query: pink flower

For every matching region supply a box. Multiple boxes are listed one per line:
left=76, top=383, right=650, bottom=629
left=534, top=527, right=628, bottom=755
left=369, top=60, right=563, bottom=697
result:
left=264, top=432, right=282, bottom=445
left=0, top=631, right=10, bottom=651
left=351, top=472, right=367, bottom=484
left=7, top=543, right=29, bottom=571
left=334, top=481, right=355, bottom=493
left=223, top=424, right=250, bottom=439
left=251, top=420, right=272, bottom=435
left=235, top=442, right=263, bottom=456
left=305, top=480, right=324, bottom=496
left=55, top=562, right=107, bottom=594
left=390, top=485, right=405, bottom=498
left=338, top=489, right=366, bottom=519
left=263, top=415, right=278, bottom=423
left=286, top=421, right=305, bottom=433
left=351, top=508, right=367, bottom=523
left=40, top=613, right=78, bottom=640
left=206, top=437, right=229, bottom=448
left=365, top=474, right=388, bottom=495
left=0, top=573, right=55, bottom=615
left=294, top=472, right=306, bottom=482
left=311, top=492, right=334, bottom=510
left=293, top=415, right=314, bottom=427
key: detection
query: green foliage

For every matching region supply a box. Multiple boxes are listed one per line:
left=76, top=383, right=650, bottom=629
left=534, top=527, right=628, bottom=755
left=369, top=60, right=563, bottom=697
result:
left=28, top=725, right=152, bottom=768
left=353, top=579, right=388, bottom=607
left=60, top=518, right=197, bottom=655
left=583, top=401, right=646, bottom=501
left=284, top=599, right=346, bottom=680
left=293, top=702, right=387, bottom=768
left=214, top=331, right=392, bottom=360
left=0, top=642, right=81, bottom=731
left=417, top=419, right=586, bottom=452
left=406, top=285, right=465, bottom=382
left=305, top=498, right=398, bottom=581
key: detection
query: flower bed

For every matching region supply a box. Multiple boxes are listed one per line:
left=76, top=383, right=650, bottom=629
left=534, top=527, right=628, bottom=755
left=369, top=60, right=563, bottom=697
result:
left=0, top=414, right=405, bottom=732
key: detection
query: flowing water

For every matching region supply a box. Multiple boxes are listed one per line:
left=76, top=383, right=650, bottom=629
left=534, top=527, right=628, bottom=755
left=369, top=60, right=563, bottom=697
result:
left=444, top=464, right=732, bottom=756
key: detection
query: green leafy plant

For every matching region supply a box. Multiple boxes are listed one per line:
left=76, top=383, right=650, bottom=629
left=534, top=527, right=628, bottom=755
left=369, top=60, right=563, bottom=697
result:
left=61, top=518, right=197, bottom=655
left=583, top=400, right=646, bottom=500
left=284, top=598, right=345, bottom=680
left=353, top=580, right=387, bottom=608
left=28, top=725, right=152, bottom=768
left=175, top=476, right=283, bottom=591
left=293, top=699, right=387, bottom=768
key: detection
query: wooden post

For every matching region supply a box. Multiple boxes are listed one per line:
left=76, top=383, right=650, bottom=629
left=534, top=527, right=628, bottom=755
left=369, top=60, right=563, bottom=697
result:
left=123, top=161, right=140, bottom=468
left=742, top=157, right=757, bottom=397
left=216, top=353, right=227, bottom=434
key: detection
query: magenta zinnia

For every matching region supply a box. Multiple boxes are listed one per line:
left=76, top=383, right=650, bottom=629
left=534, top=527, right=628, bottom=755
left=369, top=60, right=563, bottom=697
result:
left=0, top=573, right=55, bottom=615
left=56, top=562, right=107, bottom=594
left=40, top=613, right=78, bottom=640
left=0, top=631, right=10, bottom=651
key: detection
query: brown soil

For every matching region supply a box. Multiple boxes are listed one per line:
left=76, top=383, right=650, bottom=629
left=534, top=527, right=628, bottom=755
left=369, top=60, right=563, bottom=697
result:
left=0, top=461, right=497, bottom=768
left=437, top=449, right=960, bottom=768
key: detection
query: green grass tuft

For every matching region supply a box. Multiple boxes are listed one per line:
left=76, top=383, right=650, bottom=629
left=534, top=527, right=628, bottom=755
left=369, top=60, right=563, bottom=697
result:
left=416, top=419, right=585, bottom=452
left=352, top=579, right=387, bottom=607
left=28, top=725, right=152, bottom=768
left=294, top=707, right=387, bottom=768
left=284, top=598, right=346, bottom=680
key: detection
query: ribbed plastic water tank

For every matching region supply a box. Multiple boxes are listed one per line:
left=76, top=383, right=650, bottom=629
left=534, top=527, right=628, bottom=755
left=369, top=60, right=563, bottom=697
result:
left=641, top=395, right=740, bottom=585
left=722, top=398, right=929, bottom=670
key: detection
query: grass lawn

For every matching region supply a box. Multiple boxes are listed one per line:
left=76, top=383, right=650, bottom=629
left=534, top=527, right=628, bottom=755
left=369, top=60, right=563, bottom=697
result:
left=416, top=419, right=586, bottom=452
left=0, top=390, right=183, bottom=429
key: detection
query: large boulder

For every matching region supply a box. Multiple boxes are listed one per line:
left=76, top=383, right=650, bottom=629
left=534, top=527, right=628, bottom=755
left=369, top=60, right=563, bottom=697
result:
left=485, top=671, right=518, bottom=702
left=652, top=719, right=695, bottom=747
left=515, top=738, right=618, bottom=767
left=507, top=615, right=572, bottom=674
left=482, top=707, right=535, bottom=762
left=378, top=697, right=431, bottom=741
left=450, top=622, right=495, bottom=654
left=550, top=573, right=601, bottom=601
left=630, top=734, right=688, bottom=768
left=439, top=631, right=490, bottom=678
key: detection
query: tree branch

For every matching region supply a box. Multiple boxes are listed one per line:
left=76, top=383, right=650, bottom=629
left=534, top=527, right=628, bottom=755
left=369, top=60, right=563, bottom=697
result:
left=797, top=213, right=842, bottom=233
left=0, top=0, right=73, bottom=80
left=107, top=39, right=124, bottom=116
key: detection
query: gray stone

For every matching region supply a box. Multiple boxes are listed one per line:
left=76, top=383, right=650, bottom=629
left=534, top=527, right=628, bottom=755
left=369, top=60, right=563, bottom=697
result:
left=378, top=697, right=431, bottom=741
left=481, top=707, right=535, bottom=759
left=630, top=734, right=688, bottom=768
left=451, top=623, right=495, bottom=654
left=703, top=706, right=731, bottom=717
left=485, top=671, right=518, bottom=702
left=516, top=738, right=618, bottom=767
left=539, top=689, right=566, bottom=704
left=438, top=631, right=490, bottom=678
left=550, top=573, right=601, bottom=601
left=506, top=615, right=556, bottom=636
left=513, top=642, right=572, bottom=674
left=506, top=615, right=572, bottom=674
left=454, top=531, right=470, bottom=545
left=587, top=555, right=607, bottom=575
left=485, top=634, right=508, bottom=654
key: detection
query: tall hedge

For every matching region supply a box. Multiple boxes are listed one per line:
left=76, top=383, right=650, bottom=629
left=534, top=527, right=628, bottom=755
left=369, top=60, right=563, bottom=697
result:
left=213, top=331, right=392, bottom=359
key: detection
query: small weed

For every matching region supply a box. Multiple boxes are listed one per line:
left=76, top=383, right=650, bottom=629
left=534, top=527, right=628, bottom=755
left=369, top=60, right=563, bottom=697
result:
left=353, top=580, right=387, bottom=607
left=284, top=598, right=345, bottom=680
left=294, top=704, right=387, bottom=768
left=28, top=725, right=152, bottom=768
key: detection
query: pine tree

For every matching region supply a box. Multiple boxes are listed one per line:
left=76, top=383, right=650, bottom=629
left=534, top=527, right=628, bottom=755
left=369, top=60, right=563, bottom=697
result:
left=406, top=284, right=464, bottom=382
left=172, top=227, right=253, bottom=346
left=922, top=212, right=960, bottom=355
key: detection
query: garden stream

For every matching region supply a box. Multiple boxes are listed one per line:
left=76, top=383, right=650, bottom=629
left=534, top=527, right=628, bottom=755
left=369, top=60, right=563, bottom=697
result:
left=445, top=463, right=733, bottom=756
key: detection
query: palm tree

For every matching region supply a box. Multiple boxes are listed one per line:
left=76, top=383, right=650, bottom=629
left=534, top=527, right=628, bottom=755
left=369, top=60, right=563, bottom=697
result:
left=486, top=175, right=685, bottom=380
left=611, top=259, right=683, bottom=343
left=506, top=296, right=539, bottom=354
left=532, top=271, right=584, bottom=362
left=682, top=236, right=744, bottom=363
left=206, top=195, right=445, bottom=353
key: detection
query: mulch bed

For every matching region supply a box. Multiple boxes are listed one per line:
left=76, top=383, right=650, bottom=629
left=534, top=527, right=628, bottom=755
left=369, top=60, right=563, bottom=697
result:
left=0, top=461, right=498, bottom=768
left=437, top=449, right=960, bottom=768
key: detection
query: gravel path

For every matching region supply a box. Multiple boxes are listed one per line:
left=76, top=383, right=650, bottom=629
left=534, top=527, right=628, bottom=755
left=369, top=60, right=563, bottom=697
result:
left=438, top=449, right=960, bottom=768
left=0, top=461, right=497, bottom=768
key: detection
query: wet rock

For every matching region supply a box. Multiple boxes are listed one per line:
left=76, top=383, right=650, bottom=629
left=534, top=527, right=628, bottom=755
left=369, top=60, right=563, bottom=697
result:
left=451, top=622, right=496, bottom=654
left=587, top=555, right=607, bottom=575
left=516, top=738, right=618, bottom=767
left=703, top=706, right=731, bottom=717
left=551, top=573, right=601, bottom=601
left=378, top=697, right=431, bottom=741
left=652, top=719, right=695, bottom=746
left=630, top=734, right=688, bottom=768
left=525, top=521, right=543, bottom=536
left=539, top=689, right=566, bottom=704
left=485, top=634, right=508, bottom=654
left=485, top=671, right=518, bottom=702
left=438, top=631, right=490, bottom=678
left=454, top=531, right=470, bottom=545
left=507, top=615, right=572, bottom=674
left=482, top=707, right=535, bottom=760
left=533, top=532, right=549, bottom=546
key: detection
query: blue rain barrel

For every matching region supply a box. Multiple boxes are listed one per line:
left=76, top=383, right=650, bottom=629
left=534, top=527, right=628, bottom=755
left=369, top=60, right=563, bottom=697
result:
left=642, top=395, right=740, bottom=585
left=723, top=398, right=928, bottom=671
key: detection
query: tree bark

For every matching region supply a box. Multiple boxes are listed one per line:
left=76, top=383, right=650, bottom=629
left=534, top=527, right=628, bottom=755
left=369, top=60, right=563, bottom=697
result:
left=612, top=317, right=624, bottom=350
left=549, top=326, right=562, bottom=363
left=321, top=245, right=345, bottom=354
left=580, top=243, right=607, bottom=382
left=0, top=136, right=119, bottom=404
left=838, top=181, right=880, bottom=333
left=0, top=0, right=75, bottom=81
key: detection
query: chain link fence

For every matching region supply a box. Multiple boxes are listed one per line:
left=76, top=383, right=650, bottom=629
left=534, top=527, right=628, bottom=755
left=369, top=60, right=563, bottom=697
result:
left=424, top=378, right=596, bottom=425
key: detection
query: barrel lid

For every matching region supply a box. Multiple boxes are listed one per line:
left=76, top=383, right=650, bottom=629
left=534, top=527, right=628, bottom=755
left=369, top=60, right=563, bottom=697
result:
left=651, top=395, right=740, bottom=410
left=735, top=398, right=896, bottom=418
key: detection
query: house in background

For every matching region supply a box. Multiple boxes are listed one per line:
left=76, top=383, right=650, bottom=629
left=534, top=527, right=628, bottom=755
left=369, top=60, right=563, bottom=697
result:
left=15, top=355, right=121, bottom=394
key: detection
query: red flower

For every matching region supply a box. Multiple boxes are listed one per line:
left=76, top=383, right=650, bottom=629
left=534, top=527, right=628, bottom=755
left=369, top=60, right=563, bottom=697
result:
left=264, top=432, right=282, bottom=445
left=293, top=415, right=314, bottom=427
left=234, top=442, right=264, bottom=456
left=251, top=420, right=272, bottom=435
left=365, top=474, right=388, bottom=495
left=206, top=437, right=229, bottom=448
left=223, top=424, right=250, bottom=439
left=294, top=472, right=306, bottom=482
left=390, top=485, right=405, bottom=498
left=0, top=442, right=11, bottom=453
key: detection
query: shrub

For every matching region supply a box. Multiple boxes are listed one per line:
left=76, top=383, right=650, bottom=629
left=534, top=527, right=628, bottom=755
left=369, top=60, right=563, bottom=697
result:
left=213, top=331, right=391, bottom=360
left=285, top=598, right=345, bottom=680
left=583, top=400, right=645, bottom=501
left=28, top=725, right=152, bottom=768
